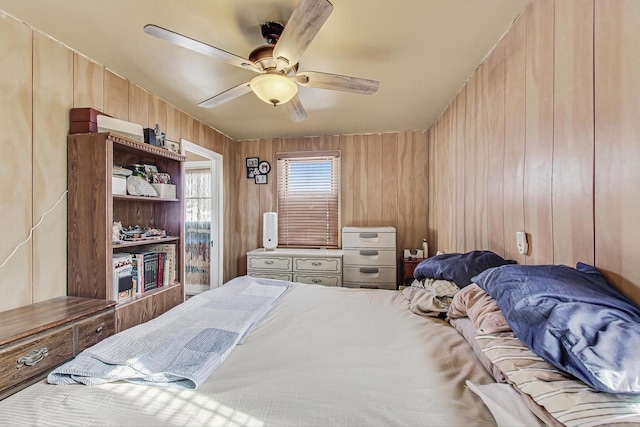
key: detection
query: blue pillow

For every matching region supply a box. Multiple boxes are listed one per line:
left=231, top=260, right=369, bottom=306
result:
left=413, top=250, right=515, bottom=287
left=473, top=263, right=640, bottom=394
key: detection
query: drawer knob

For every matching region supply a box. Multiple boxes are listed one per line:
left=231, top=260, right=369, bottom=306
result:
left=96, top=326, right=104, bottom=333
left=311, top=262, right=322, bottom=266
left=311, top=278, right=321, bottom=284
left=16, top=347, right=49, bottom=368
left=264, top=260, right=274, bottom=265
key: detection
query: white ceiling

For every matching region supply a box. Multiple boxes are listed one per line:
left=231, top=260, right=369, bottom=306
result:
left=0, top=0, right=529, bottom=141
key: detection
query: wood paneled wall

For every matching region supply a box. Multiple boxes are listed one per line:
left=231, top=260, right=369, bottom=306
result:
left=427, top=0, right=640, bottom=305
left=233, top=132, right=429, bottom=278
left=0, top=15, right=238, bottom=312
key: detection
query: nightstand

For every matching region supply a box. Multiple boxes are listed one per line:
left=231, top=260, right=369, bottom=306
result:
left=402, top=258, right=424, bottom=286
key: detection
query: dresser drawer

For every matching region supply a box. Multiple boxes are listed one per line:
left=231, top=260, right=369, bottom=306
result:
left=74, top=311, right=115, bottom=354
left=343, top=249, right=396, bottom=267
left=247, top=256, right=292, bottom=271
left=0, top=326, right=74, bottom=392
left=293, top=273, right=342, bottom=287
left=293, top=257, right=341, bottom=273
left=248, top=271, right=293, bottom=281
left=343, top=266, right=397, bottom=284
left=342, top=231, right=396, bottom=249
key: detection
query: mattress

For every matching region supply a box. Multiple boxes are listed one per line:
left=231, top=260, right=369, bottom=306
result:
left=0, top=282, right=496, bottom=426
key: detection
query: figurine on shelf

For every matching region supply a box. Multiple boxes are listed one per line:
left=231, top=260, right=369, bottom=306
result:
left=154, top=123, right=166, bottom=148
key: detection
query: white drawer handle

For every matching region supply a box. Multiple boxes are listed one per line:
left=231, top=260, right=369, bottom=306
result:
left=311, top=262, right=322, bottom=266
left=264, top=260, right=274, bottom=265
left=360, top=250, right=378, bottom=256
left=96, top=326, right=104, bottom=333
left=16, top=347, right=49, bottom=368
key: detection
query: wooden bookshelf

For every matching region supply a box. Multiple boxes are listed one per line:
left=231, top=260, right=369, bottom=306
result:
left=67, top=132, right=185, bottom=332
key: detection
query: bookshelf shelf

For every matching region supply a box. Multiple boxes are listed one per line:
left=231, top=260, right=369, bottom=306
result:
left=68, top=131, right=185, bottom=333
left=113, top=194, right=179, bottom=202
left=113, top=236, right=180, bottom=249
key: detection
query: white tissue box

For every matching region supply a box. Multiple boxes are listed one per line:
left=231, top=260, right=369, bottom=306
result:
left=112, top=176, right=127, bottom=195
left=151, top=183, right=176, bottom=199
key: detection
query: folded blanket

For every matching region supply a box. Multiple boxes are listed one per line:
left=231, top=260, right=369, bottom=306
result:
left=47, top=276, right=291, bottom=389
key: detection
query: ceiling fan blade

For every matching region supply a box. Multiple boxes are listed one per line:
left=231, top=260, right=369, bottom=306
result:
left=144, top=24, right=261, bottom=73
left=198, top=82, right=253, bottom=108
left=284, top=95, right=308, bottom=122
left=295, top=71, right=380, bottom=95
left=273, top=0, right=333, bottom=71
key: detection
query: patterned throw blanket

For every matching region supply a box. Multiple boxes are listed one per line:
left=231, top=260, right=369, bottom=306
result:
left=47, top=277, right=290, bottom=389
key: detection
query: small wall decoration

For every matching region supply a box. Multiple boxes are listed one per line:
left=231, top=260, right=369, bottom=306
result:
left=258, top=160, right=271, bottom=174
left=246, top=157, right=271, bottom=184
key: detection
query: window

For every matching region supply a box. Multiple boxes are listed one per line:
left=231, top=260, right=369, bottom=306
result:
left=277, top=151, right=340, bottom=248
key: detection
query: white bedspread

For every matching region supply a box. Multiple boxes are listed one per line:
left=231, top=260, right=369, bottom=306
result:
left=0, top=280, right=496, bottom=426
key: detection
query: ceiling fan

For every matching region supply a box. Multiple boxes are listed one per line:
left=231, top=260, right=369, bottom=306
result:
left=143, top=0, right=379, bottom=122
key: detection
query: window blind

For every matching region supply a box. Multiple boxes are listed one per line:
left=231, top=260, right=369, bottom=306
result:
left=277, top=151, right=340, bottom=248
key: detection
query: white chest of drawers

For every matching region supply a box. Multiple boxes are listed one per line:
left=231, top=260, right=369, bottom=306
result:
left=247, top=248, right=343, bottom=287
left=342, top=226, right=397, bottom=290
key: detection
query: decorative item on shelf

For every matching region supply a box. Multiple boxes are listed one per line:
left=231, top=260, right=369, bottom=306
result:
left=112, top=221, right=123, bottom=243
left=125, top=164, right=148, bottom=180
left=164, top=139, right=180, bottom=153
left=96, top=115, right=144, bottom=141
left=112, top=166, right=131, bottom=195
left=119, top=225, right=167, bottom=241
left=144, top=124, right=166, bottom=147
left=126, top=175, right=158, bottom=197
left=69, top=107, right=112, bottom=134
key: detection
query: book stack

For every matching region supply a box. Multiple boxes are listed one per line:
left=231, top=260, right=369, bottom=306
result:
left=145, top=243, right=176, bottom=285
left=112, top=253, right=134, bottom=302
left=128, top=246, right=176, bottom=295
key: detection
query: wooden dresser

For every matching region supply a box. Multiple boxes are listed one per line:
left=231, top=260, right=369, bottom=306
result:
left=0, top=297, right=115, bottom=400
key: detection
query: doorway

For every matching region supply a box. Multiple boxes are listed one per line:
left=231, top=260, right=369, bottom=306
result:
left=181, top=140, right=223, bottom=298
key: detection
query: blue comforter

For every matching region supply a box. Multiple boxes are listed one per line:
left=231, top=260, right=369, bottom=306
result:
left=473, top=263, right=640, bottom=394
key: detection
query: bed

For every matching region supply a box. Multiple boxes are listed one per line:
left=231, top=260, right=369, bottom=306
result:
left=2, top=252, right=639, bottom=427
left=0, top=276, right=497, bottom=426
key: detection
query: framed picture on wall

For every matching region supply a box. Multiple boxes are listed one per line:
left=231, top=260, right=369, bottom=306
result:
left=258, top=160, right=271, bottom=174
left=246, top=157, right=259, bottom=168
left=255, top=174, right=267, bottom=184
left=247, top=167, right=259, bottom=178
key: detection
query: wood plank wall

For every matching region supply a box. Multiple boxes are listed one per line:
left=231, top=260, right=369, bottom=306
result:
left=0, top=15, right=238, bottom=312
left=427, top=0, right=640, bottom=305
left=234, top=132, right=429, bottom=279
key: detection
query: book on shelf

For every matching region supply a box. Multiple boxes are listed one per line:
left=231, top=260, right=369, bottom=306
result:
left=112, top=253, right=134, bottom=302
left=145, top=243, right=176, bottom=285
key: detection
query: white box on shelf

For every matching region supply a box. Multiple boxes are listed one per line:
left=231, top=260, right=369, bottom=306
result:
left=112, top=176, right=127, bottom=195
left=151, top=183, right=176, bottom=199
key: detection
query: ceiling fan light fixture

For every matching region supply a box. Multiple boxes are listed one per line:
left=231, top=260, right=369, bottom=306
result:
left=250, top=73, right=298, bottom=106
